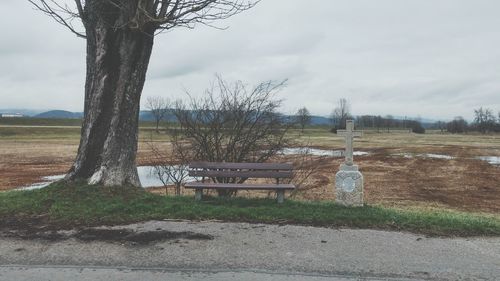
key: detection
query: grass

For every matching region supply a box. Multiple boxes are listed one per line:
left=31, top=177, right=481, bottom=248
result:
left=1, top=181, right=499, bottom=237
left=2, top=118, right=499, bottom=148
left=0, top=118, right=171, bottom=142
left=0, top=117, right=169, bottom=129
left=0, top=117, right=83, bottom=127
left=0, top=127, right=82, bottom=140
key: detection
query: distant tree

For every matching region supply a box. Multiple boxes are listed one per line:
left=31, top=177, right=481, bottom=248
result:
left=498, top=111, right=500, bottom=131
left=355, top=116, right=364, bottom=129
left=385, top=115, right=394, bottom=132
left=473, top=107, right=496, bottom=134
left=447, top=117, right=468, bottom=134
left=435, top=121, right=446, bottom=133
left=172, top=76, right=292, bottom=197
left=330, top=98, right=351, bottom=132
left=145, top=96, right=171, bottom=132
left=409, top=120, right=425, bottom=134
left=374, top=115, right=383, bottom=132
left=295, top=107, right=311, bottom=132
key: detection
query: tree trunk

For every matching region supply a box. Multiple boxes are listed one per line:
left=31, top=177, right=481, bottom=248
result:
left=65, top=5, right=155, bottom=187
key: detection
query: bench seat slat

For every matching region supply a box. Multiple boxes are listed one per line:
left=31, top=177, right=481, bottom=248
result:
left=189, top=170, right=292, bottom=178
left=185, top=182, right=295, bottom=190
left=189, top=162, right=292, bottom=170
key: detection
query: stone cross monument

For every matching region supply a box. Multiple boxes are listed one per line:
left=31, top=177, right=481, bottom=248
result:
left=335, top=120, right=364, bottom=206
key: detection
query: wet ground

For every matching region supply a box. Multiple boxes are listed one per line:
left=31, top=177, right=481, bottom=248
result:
left=1, top=227, right=213, bottom=246
left=1, top=134, right=499, bottom=214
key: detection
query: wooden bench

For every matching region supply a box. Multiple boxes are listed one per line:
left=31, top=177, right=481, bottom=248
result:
left=184, top=162, right=295, bottom=203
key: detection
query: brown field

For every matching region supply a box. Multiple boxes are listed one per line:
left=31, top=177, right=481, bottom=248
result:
left=1, top=126, right=499, bottom=214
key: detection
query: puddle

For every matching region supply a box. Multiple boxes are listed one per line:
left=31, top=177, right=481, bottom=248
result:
left=476, top=156, right=500, bottom=166
left=391, top=153, right=500, bottom=166
left=281, top=147, right=369, bottom=157
left=392, top=153, right=454, bottom=160
left=17, top=166, right=196, bottom=191
left=423, top=154, right=455, bottom=160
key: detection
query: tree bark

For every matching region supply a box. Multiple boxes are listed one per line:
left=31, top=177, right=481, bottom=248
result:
left=65, top=4, right=155, bottom=187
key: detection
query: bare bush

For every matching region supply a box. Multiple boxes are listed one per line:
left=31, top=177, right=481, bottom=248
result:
left=281, top=146, right=321, bottom=198
left=172, top=76, right=293, bottom=196
left=149, top=143, right=191, bottom=196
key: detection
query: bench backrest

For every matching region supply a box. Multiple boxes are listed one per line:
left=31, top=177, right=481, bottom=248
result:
left=188, top=162, right=293, bottom=179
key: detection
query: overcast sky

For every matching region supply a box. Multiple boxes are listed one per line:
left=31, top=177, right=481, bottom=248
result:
left=1, top=0, right=499, bottom=120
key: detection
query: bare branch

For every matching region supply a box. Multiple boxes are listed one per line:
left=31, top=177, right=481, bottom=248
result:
left=28, top=0, right=86, bottom=38
left=30, top=0, right=257, bottom=36
left=152, top=0, right=259, bottom=31
left=74, top=0, right=85, bottom=22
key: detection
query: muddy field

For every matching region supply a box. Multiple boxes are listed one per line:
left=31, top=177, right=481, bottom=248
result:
left=1, top=127, right=499, bottom=214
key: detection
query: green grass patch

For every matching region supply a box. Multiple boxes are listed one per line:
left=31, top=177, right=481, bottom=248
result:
left=0, top=127, right=81, bottom=140
left=1, top=181, right=499, bottom=237
left=0, top=117, right=168, bottom=128
left=0, top=117, right=83, bottom=127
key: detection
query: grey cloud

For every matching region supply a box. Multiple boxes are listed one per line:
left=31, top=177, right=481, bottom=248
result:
left=1, top=0, right=500, bottom=120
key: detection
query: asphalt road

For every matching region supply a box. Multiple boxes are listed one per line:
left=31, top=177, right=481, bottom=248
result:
left=1, top=221, right=499, bottom=280
left=0, top=266, right=423, bottom=281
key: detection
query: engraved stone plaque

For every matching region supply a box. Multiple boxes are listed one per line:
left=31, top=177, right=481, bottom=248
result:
left=342, top=177, right=356, bottom=192
left=335, top=168, right=364, bottom=206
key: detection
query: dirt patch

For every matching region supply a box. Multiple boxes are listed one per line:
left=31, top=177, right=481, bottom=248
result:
left=2, top=227, right=213, bottom=245
left=0, top=140, right=169, bottom=190
left=75, top=228, right=213, bottom=244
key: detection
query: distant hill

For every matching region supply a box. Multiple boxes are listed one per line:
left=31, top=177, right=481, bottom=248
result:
left=35, top=110, right=83, bottom=119
left=4, top=108, right=448, bottom=127
left=139, top=110, right=176, bottom=122
left=310, top=116, right=330, bottom=125
left=0, top=109, right=45, bottom=117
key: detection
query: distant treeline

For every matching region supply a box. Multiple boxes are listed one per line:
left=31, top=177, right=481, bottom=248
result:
left=350, top=115, right=426, bottom=134
left=348, top=107, right=500, bottom=134
left=437, top=107, right=500, bottom=134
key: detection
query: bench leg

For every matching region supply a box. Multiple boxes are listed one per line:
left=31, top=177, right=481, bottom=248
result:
left=277, top=190, right=285, bottom=204
left=195, top=189, right=203, bottom=201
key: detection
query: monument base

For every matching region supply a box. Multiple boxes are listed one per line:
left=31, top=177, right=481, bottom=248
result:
left=335, top=164, right=364, bottom=207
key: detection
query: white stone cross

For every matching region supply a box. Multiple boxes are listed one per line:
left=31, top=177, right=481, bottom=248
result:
left=337, top=120, right=362, bottom=166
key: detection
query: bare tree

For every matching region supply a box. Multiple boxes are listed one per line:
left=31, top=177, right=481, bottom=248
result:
left=385, top=115, right=394, bottom=133
left=295, top=107, right=311, bottom=132
left=435, top=121, right=446, bottom=133
left=474, top=107, right=496, bottom=134
left=330, top=98, right=351, bottom=131
left=145, top=96, right=171, bottom=132
left=172, top=76, right=292, bottom=196
left=28, top=0, right=257, bottom=187
left=447, top=117, right=468, bottom=134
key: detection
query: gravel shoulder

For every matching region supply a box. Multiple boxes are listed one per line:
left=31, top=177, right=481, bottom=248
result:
left=1, top=220, right=499, bottom=280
